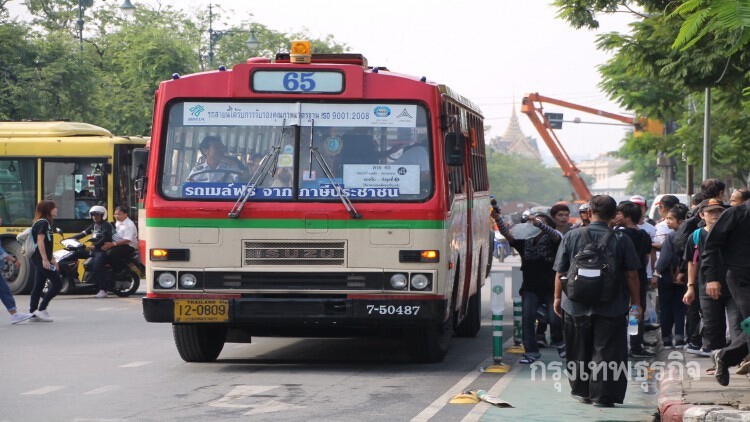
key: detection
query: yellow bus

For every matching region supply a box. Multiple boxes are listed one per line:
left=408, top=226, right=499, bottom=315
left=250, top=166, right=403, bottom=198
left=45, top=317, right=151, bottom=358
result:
left=0, top=122, right=147, bottom=294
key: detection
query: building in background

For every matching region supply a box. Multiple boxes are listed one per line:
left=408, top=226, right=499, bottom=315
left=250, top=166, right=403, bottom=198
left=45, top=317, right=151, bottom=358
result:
left=488, top=107, right=542, bottom=160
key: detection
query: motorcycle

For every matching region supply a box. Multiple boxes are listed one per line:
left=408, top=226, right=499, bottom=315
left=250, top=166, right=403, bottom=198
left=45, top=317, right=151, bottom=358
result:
left=52, top=229, right=143, bottom=296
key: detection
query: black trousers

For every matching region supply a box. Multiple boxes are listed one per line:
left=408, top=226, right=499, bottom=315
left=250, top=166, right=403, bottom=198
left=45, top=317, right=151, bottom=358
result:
left=563, top=312, right=628, bottom=404
left=630, top=281, right=648, bottom=349
left=718, top=268, right=750, bottom=366
left=685, top=283, right=703, bottom=346
left=106, top=245, right=135, bottom=273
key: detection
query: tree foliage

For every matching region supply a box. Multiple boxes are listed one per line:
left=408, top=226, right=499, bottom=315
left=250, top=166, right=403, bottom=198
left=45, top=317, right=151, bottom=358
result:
left=554, top=0, right=750, bottom=191
left=487, top=151, right=575, bottom=205
left=0, top=1, right=348, bottom=135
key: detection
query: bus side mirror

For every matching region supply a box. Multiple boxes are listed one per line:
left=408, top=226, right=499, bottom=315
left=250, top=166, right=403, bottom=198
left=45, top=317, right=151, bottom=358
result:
left=444, top=132, right=466, bottom=166
left=132, top=148, right=149, bottom=180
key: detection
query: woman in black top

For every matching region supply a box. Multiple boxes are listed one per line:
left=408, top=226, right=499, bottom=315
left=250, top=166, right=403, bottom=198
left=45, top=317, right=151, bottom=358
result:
left=28, top=200, right=62, bottom=322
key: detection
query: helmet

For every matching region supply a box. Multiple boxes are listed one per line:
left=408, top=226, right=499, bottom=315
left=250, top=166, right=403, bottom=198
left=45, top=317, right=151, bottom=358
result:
left=578, top=203, right=590, bottom=213
left=89, top=205, right=107, bottom=218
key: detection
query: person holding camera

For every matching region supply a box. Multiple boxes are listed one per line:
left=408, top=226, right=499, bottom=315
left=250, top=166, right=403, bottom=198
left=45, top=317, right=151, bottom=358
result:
left=491, top=208, right=564, bottom=364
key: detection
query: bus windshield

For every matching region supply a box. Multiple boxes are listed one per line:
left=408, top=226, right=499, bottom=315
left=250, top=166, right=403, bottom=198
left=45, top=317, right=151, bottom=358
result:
left=160, top=101, right=432, bottom=202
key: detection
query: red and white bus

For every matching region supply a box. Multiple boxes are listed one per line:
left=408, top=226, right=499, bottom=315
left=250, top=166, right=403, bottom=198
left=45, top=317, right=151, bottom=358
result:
left=137, top=42, right=491, bottom=363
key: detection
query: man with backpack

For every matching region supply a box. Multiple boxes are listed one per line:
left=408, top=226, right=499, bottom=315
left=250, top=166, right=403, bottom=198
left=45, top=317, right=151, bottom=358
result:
left=552, top=195, right=641, bottom=408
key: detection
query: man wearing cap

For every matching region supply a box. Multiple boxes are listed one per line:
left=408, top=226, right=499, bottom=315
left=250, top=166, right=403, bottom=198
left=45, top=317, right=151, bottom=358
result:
left=682, top=199, right=742, bottom=358
left=653, top=194, right=680, bottom=250
left=701, top=193, right=750, bottom=386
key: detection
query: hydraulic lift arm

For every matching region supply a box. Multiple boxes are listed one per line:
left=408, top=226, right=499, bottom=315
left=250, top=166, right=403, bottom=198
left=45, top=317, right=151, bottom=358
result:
left=520, top=93, right=638, bottom=201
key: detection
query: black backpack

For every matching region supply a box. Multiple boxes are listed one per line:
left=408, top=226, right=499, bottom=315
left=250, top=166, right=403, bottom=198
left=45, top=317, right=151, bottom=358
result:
left=672, top=214, right=701, bottom=261
left=561, top=228, right=618, bottom=304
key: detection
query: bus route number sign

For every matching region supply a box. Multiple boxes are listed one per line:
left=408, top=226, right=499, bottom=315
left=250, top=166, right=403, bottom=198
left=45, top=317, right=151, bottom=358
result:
left=252, top=70, right=344, bottom=93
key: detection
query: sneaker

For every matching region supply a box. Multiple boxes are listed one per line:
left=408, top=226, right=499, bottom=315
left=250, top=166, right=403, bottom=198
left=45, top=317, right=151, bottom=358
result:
left=736, top=360, right=750, bottom=375
left=95, top=290, right=108, bottom=298
left=557, top=345, right=567, bottom=359
left=644, top=323, right=661, bottom=332
left=536, top=337, right=548, bottom=348
left=643, top=339, right=658, bottom=347
left=32, top=309, right=53, bottom=322
left=663, top=339, right=673, bottom=349
left=10, top=312, right=33, bottom=324
left=675, top=339, right=686, bottom=348
left=550, top=340, right=565, bottom=349
left=712, top=350, right=729, bottom=386
left=686, top=346, right=712, bottom=357
left=629, top=348, right=656, bottom=358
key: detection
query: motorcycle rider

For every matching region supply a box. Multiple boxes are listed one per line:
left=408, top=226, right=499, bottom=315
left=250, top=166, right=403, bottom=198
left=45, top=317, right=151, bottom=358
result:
left=101, top=205, right=139, bottom=274
left=72, top=205, right=113, bottom=298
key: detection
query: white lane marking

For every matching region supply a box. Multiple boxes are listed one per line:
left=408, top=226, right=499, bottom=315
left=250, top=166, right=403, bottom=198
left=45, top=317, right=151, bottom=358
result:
left=96, top=307, right=116, bottom=311
left=411, top=370, right=481, bottom=422
left=84, top=385, right=118, bottom=395
left=210, top=385, right=279, bottom=409
left=22, top=386, right=65, bottom=395
left=243, top=400, right=304, bottom=416
left=118, top=361, right=151, bottom=368
left=460, top=362, right=520, bottom=422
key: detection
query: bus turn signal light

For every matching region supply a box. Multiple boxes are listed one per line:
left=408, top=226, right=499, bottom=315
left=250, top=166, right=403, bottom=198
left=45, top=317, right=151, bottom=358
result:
left=290, top=40, right=312, bottom=64
left=421, top=250, right=439, bottom=262
left=151, top=249, right=168, bottom=261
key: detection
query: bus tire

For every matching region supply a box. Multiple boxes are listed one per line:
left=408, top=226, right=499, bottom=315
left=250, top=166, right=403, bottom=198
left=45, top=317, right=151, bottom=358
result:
left=1, top=239, right=34, bottom=295
left=173, top=324, right=227, bottom=362
left=454, top=287, right=481, bottom=338
left=406, top=318, right=452, bottom=363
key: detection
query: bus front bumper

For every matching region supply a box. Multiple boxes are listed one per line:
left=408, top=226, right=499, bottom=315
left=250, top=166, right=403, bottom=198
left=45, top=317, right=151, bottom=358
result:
left=142, top=296, right=447, bottom=328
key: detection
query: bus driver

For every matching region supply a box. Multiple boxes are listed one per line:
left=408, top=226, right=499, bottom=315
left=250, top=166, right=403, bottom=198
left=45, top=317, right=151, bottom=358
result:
left=188, top=135, right=248, bottom=183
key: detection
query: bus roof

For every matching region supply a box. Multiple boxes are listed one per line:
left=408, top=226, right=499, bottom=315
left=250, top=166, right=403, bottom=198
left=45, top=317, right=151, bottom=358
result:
left=0, top=121, right=113, bottom=138
left=438, top=85, right=483, bottom=116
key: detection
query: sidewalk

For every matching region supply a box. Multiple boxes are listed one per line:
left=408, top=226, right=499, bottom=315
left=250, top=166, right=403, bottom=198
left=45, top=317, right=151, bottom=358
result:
left=657, top=343, right=750, bottom=421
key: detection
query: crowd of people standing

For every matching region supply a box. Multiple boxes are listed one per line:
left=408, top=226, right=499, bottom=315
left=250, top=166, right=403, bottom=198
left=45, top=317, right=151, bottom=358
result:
left=490, top=178, right=750, bottom=407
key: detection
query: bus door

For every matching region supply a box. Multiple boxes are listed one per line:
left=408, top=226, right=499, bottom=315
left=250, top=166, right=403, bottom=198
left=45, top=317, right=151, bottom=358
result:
left=458, top=131, right=474, bottom=322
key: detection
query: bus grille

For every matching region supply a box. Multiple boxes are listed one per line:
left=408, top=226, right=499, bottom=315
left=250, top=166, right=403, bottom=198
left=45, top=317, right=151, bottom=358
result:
left=243, top=241, right=346, bottom=266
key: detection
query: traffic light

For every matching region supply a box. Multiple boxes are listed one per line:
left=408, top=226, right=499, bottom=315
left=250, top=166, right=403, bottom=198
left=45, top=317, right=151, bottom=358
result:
left=544, top=113, right=564, bottom=129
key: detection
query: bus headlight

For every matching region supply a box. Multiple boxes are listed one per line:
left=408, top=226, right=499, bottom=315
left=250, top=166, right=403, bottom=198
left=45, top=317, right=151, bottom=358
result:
left=179, top=273, right=198, bottom=289
left=389, top=273, right=408, bottom=290
left=156, top=272, right=176, bottom=289
left=410, top=274, right=430, bottom=290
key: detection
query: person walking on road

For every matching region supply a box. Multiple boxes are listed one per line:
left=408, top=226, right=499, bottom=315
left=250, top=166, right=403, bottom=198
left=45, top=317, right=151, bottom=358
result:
left=28, top=200, right=62, bottom=322
left=0, top=216, right=33, bottom=324
left=553, top=195, right=641, bottom=408
left=701, top=194, right=750, bottom=386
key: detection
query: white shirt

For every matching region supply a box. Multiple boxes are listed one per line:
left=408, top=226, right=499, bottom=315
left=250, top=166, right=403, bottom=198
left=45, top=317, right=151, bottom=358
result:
left=638, top=221, right=657, bottom=278
left=394, top=145, right=429, bottom=170
left=113, top=217, right=138, bottom=249
left=653, top=221, right=672, bottom=247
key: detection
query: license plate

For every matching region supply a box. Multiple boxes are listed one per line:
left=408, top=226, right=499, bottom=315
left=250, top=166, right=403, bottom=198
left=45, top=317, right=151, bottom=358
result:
left=174, top=299, right=229, bottom=323
left=364, top=304, right=422, bottom=317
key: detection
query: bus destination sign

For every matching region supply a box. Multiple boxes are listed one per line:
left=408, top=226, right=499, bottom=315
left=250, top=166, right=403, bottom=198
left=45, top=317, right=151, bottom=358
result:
left=252, top=71, right=344, bottom=94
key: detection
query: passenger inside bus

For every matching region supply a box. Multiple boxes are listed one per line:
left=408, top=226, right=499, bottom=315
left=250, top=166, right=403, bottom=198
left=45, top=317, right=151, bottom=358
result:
left=188, top=135, right=249, bottom=183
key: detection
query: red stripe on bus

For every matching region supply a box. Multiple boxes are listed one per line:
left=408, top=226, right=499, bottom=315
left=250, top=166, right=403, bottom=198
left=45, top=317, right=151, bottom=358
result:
left=145, top=292, right=242, bottom=299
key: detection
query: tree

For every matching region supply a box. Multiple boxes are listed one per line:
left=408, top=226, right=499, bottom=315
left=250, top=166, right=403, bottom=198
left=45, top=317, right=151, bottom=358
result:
left=0, top=1, right=350, bottom=136
left=487, top=150, right=574, bottom=205
left=554, top=0, right=750, bottom=190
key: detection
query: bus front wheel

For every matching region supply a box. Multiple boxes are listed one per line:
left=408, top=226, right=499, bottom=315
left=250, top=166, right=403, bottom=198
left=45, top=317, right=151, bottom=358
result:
left=1, top=240, right=34, bottom=295
left=173, top=324, right=227, bottom=362
left=406, top=319, right=452, bottom=363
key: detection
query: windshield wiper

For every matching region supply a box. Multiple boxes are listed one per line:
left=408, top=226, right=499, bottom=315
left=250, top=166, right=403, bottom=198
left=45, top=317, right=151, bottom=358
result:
left=228, top=121, right=286, bottom=218
left=308, top=120, right=361, bottom=219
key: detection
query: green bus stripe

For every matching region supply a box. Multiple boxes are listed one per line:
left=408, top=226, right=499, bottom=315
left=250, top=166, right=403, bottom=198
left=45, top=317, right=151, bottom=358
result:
left=146, top=217, right=445, bottom=230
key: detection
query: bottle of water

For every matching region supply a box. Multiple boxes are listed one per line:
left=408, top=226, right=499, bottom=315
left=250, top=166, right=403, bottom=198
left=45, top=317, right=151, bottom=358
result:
left=627, top=305, right=639, bottom=335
